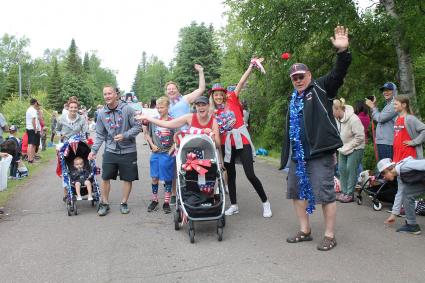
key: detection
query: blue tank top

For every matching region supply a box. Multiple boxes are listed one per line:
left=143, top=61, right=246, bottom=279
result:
left=169, top=98, right=190, bottom=130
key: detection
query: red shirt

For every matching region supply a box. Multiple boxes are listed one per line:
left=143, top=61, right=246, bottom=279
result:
left=191, top=113, right=214, bottom=129
left=221, top=91, right=250, bottom=146
left=393, top=116, right=416, bottom=162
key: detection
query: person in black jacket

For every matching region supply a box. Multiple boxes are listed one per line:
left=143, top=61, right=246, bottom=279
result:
left=7, top=125, right=21, bottom=179
left=281, top=26, right=351, bottom=251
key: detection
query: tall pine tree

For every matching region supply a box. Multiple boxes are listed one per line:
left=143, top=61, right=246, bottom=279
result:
left=47, top=57, right=62, bottom=111
left=60, top=39, right=93, bottom=108
left=173, top=22, right=221, bottom=93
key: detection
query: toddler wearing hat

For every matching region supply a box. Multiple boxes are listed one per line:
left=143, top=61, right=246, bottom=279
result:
left=7, top=125, right=22, bottom=179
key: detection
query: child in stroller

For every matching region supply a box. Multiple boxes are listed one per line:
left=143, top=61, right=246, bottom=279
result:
left=57, top=135, right=101, bottom=216
left=70, top=156, right=93, bottom=201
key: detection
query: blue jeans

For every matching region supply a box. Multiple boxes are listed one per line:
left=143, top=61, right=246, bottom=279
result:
left=377, top=144, right=393, bottom=161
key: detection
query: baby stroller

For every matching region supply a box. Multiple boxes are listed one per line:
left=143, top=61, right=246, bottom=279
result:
left=58, top=135, right=101, bottom=216
left=174, top=133, right=226, bottom=243
left=356, top=170, right=397, bottom=211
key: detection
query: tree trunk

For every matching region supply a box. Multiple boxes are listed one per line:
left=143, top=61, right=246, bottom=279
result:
left=380, top=0, right=416, bottom=97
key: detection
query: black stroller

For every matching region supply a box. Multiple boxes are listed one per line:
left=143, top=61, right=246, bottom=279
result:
left=174, top=134, right=226, bottom=243
left=58, top=135, right=101, bottom=216
left=356, top=172, right=398, bottom=211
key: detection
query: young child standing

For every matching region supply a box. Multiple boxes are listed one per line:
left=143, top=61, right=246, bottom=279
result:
left=145, top=96, right=176, bottom=214
left=385, top=95, right=425, bottom=224
left=41, top=128, right=48, bottom=151
left=70, top=156, right=93, bottom=201
left=7, top=125, right=22, bottom=179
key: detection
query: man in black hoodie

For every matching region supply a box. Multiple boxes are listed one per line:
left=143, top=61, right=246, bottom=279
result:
left=281, top=26, right=351, bottom=251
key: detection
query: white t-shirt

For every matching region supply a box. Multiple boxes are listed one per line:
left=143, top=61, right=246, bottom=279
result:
left=26, top=106, right=38, bottom=130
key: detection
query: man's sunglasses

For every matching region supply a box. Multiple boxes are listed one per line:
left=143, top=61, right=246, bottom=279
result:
left=291, top=74, right=305, bottom=82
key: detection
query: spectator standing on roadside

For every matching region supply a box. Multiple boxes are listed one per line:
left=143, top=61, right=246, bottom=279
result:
left=365, top=82, right=398, bottom=160
left=25, top=98, right=41, bottom=163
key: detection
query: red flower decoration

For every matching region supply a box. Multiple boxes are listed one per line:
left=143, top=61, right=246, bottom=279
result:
left=281, top=52, right=291, bottom=60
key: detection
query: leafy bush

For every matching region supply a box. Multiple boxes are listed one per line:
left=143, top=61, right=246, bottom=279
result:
left=0, top=91, right=53, bottom=130
left=362, top=142, right=377, bottom=171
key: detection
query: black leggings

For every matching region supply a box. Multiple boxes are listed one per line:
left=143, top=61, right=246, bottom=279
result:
left=222, top=144, right=268, bottom=205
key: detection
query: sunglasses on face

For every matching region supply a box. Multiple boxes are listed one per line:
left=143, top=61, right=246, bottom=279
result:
left=291, top=74, right=305, bottom=82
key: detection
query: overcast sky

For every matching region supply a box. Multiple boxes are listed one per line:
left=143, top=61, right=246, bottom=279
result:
left=1, top=0, right=373, bottom=92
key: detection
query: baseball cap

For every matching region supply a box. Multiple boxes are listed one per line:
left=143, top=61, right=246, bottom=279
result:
left=377, top=158, right=395, bottom=173
left=379, top=82, right=396, bottom=91
left=9, top=125, right=17, bottom=131
left=194, top=96, right=209, bottom=104
left=289, top=63, right=309, bottom=77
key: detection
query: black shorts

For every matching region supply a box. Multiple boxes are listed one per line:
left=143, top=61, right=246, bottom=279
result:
left=26, top=129, right=39, bottom=145
left=102, top=151, right=139, bottom=182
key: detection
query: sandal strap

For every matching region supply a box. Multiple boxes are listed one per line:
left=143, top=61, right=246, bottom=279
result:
left=318, top=236, right=336, bottom=250
left=287, top=230, right=312, bottom=243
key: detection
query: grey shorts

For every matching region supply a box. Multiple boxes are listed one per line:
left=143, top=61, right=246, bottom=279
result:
left=287, top=154, right=336, bottom=204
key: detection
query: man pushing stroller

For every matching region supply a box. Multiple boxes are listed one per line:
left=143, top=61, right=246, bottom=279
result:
left=378, top=157, right=425, bottom=234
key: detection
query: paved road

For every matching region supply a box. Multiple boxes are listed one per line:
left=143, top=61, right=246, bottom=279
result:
left=1, top=137, right=425, bottom=283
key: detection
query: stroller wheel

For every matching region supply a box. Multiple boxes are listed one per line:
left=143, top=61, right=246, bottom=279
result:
left=174, top=209, right=180, bottom=231
left=91, top=200, right=95, bottom=207
left=189, top=220, right=195, bottom=243
left=189, top=229, right=195, bottom=244
left=220, top=215, right=226, bottom=228
left=373, top=202, right=382, bottom=211
left=67, top=204, right=72, bottom=216
left=217, top=227, right=223, bottom=242
left=73, top=202, right=78, bottom=215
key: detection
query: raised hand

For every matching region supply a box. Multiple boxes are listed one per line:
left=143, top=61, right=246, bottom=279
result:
left=250, top=57, right=266, bottom=74
left=194, top=64, right=203, bottom=72
left=330, top=26, right=349, bottom=52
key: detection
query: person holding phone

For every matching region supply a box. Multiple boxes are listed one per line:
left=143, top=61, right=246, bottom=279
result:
left=365, top=82, right=398, bottom=160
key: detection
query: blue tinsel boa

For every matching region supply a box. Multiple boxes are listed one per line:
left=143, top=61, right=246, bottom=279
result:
left=289, top=90, right=315, bottom=214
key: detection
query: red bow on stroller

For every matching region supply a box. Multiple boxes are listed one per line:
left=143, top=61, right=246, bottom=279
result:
left=182, top=152, right=211, bottom=175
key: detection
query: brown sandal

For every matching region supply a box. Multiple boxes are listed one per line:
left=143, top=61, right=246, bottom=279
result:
left=286, top=231, right=313, bottom=243
left=317, top=236, right=337, bottom=251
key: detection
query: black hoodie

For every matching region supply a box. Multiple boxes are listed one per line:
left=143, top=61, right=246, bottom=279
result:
left=280, top=50, right=352, bottom=169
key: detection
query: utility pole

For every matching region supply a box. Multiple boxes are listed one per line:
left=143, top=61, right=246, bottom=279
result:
left=18, top=64, right=22, bottom=101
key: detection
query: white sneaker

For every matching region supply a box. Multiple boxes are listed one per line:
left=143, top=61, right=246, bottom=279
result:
left=87, top=196, right=93, bottom=201
left=262, top=201, right=272, bottom=218
left=76, top=196, right=83, bottom=201
left=225, top=205, right=239, bottom=216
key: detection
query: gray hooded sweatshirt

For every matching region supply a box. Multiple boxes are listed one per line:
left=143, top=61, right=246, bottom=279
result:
left=371, top=83, right=398, bottom=145
left=56, top=113, right=87, bottom=141
left=91, top=101, right=142, bottom=154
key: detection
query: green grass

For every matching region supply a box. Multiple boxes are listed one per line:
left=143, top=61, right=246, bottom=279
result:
left=0, top=146, right=57, bottom=208
left=256, top=148, right=281, bottom=167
